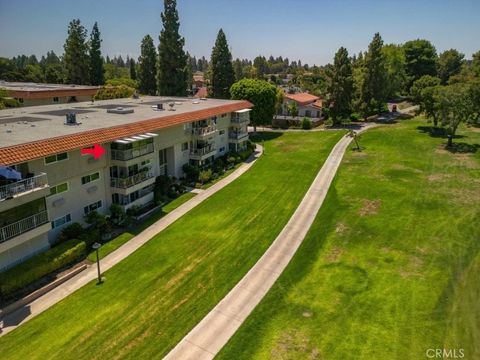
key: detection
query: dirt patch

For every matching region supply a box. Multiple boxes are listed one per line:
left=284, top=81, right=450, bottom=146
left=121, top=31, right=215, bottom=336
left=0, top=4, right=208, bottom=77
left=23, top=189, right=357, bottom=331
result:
left=399, top=255, right=424, bottom=279
left=391, top=163, right=423, bottom=173
left=435, top=147, right=480, bottom=169
left=302, top=311, right=313, bottom=318
left=271, top=330, right=322, bottom=360
left=326, top=246, right=344, bottom=262
left=358, top=199, right=382, bottom=216
left=427, top=173, right=451, bottom=182
left=275, top=141, right=301, bottom=153
left=164, top=253, right=210, bottom=291
left=335, top=223, right=348, bottom=234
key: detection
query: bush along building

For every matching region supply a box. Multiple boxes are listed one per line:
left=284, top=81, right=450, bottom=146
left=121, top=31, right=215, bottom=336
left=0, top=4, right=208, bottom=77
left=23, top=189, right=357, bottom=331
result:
left=0, top=95, right=252, bottom=270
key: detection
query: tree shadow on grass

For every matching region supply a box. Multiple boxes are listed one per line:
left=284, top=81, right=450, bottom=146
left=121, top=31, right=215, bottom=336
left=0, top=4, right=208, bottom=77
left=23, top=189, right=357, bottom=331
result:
left=445, top=142, right=480, bottom=154
left=249, top=131, right=283, bottom=142
left=417, top=126, right=466, bottom=139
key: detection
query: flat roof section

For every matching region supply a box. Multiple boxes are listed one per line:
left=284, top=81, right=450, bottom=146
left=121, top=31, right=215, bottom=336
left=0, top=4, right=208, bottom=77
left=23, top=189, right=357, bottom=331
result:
left=0, top=96, right=253, bottom=165
left=0, top=81, right=100, bottom=99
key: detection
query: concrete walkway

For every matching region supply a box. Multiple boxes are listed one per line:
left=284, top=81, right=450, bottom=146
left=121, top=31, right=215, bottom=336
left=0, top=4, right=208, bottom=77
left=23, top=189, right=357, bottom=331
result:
left=0, top=145, right=263, bottom=336
left=164, top=124, right=377, bottom=360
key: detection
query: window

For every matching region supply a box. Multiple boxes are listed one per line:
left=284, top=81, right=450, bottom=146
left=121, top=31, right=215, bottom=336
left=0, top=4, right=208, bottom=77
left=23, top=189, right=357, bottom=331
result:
left=221, top=113, right=227, bottom=118
left=182, top=142, right=189, bottom=151
left=53, top=97, right=59, bottom=103
left=81, top=172, right=100, bottom=185
left=49, top=182, right=69, bottom=196
left=219, top=130, right=225, bottom=135
left=84, top=200, right=102, bottom=215
left=51, top=214, right=72, bottom=229
left=45, top=152, right=68, bottom=165
left=18, top=98, right=24, bottom=103
left=219, top=147, right=226, bottom=153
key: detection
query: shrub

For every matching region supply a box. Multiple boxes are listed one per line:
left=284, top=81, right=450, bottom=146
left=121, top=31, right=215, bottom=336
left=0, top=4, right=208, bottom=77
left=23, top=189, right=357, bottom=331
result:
left=55, top=222, right=84, bottom=245
left=126, top=205, right=142, bottom=217
left=0, top=239, right=86, bottom=297
left=301, top=117, right=312, bottom=129
left=79, top=228, right=101, bottom=247
left=94, top=85, right=135, bottom=100
left=350, top=113, right=360, bottom=121
left=109, top=204, right=128, bottom=226
left=324, top=119, right=333, bottom=127
left=198, top=169, right=213, bottom=184
left=182, top=164, right=200, bottom=182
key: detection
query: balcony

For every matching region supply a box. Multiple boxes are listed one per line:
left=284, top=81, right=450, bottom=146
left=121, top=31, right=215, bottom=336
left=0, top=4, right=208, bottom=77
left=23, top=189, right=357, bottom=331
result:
left=0, top=173, right=48, bottom=201
left=228, top=131, right=249, bottom=141
left=231, top=115, right=249, bottom=125
left=0, top=210, right=49, bottom=243
left=190, top=145, right=216, bottom=160
left=111, top=143, right=154, bottom=161
left=110, top=171, right=155, bottom=189
left=188, top=126, right=217, bottom=137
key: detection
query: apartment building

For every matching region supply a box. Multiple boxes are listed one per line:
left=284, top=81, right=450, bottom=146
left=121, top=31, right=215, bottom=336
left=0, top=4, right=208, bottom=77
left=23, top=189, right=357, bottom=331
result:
left=0, top=96, right=252, bottom=270
left=0, top=81, right=100, bottom=107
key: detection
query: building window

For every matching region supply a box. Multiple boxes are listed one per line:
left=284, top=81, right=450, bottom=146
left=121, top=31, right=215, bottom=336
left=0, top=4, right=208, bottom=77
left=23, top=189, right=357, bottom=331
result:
left=53, top=97, right=59, bottom=103
left=219, top=147, right=225, bottom=152
left=51, top=214, right=72, bottom=229
left=45, top=152, right=68, bottom=165
left=219, top=130, right=225, bottom=135
left=181, top=142, right=189, bottom=151
left=81, top=172, right=100, bottom=185
left=18, top=98, right=24, bottom=103
left=49, top=182, right=69, bottom=196
left=84, top=200, right=102, bottom=215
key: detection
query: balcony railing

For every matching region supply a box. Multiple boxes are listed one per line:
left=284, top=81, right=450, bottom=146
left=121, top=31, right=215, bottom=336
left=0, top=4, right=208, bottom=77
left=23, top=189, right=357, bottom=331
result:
left=190, top=145, right=216, bottom=158
left=231, top=115, right=249, bottom=124
left=114, top=186, right=154, bottom=206
left=228, top=131, right=249, bottom=140
left=0, top=210, right=49, bottom=243
left=0, top=173, right=48, bottom=201
left=110, top=171, right=154, bottom=189
left=111, top=143, right=154, bottom=161
left=189, top=126, right=217, bottom=137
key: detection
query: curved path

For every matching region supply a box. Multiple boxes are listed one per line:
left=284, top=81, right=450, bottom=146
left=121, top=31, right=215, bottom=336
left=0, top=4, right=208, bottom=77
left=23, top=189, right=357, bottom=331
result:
left=164, top=124, right=377, bottom=360
left=0, top=145, right=263, bottom=336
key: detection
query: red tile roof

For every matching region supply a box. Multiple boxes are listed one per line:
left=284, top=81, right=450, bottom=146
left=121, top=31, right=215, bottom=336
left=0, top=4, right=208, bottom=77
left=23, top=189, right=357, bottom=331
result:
left=311, top=99, right=323, bottom=109
left=285, top=93, right=319, bottom=105
left=0, top=100, right=252, bottom=166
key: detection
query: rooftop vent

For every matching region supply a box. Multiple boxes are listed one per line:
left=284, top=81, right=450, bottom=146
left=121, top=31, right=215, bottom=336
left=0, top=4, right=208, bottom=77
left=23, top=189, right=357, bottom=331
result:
left=107, top=107, right=134, bottom=114
left=168, top=102, right=176, bottom=111
left=65, top=113, right=78, bottom=125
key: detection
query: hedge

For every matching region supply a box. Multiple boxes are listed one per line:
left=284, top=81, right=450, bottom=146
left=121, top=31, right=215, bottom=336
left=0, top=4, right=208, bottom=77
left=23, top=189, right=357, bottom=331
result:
left=0, top=239, right=86, bottom=297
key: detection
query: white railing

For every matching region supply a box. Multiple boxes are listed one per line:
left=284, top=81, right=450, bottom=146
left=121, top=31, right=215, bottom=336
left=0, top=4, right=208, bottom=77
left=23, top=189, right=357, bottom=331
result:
left=189, top=126, right=217, bottom=137
left=111, top=143, right=154, bottom=161
left=228, top=131, right=249, bottom=140
left=0, top=210, right=49, bottom=243
left=231, top=115, right=249, bottom=124
left=190, top=145, right=216, bottom=158
left=110, top=171, right=154, bottom=189
left=0, top=173, right=48, bottom=201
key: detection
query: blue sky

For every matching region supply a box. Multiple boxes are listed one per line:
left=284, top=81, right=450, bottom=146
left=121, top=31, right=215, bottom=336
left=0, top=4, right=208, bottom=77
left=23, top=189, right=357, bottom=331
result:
left=0, top=0, right=479, bottom=65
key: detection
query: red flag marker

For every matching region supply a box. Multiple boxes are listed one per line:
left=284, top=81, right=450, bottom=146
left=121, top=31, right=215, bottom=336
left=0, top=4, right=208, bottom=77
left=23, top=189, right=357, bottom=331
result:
left=81, top=144, right=106, bottom=160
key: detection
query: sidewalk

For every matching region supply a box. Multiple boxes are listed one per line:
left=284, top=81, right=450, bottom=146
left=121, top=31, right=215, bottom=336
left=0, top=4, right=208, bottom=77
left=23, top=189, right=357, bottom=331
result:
left=164, top=124, right=377, bottom=360
left=0, top=145, right=263, bottom=336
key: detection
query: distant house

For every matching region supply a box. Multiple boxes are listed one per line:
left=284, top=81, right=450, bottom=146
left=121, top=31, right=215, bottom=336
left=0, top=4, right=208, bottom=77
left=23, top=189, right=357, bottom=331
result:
left=281, top=93, right=322, bottom=119
left=193, top=73, right=206, bottom=89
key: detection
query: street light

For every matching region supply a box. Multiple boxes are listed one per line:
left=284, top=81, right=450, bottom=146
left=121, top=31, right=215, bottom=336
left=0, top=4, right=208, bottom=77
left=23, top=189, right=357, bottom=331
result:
left=92, top=242, right=103, bottom=284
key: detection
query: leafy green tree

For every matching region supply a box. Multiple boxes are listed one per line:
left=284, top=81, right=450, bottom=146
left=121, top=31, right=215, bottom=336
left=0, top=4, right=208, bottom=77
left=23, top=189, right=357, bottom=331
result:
left=287, top=101, right=298, bottom=119
left=157, top=0, right=187, bottom=96
left=89, top=22, right=104, bottom=85
left=472, top=51, right=480, bottom=78
left=138, top=35, right=157, bottom=95
left=437, top=49, right=464, bottom=85
left=230, top=79, right=277, bottom=132
left=326, top=47, right=353, bottom=124
left=233, top=58, right=244, bottom=81
left=129, top=58, right=137, bottom=80
left=275, top=88, right=284, bottom=115
left=382, top=44, right=407, bottom=98
left=63, top=19, right=90, bottom=84
left=410, top=75, right=441, bottom=126
left=24, top=64, right=45, bottom=82
left=403, top=39, right=437, bottom=89
left=435, top=83, right=473, bottom=147
left=253, top=56, right=268, bottom=79
left=358, top=33, right=388, bottom=118
left=208, top=29, right=235, bottom=99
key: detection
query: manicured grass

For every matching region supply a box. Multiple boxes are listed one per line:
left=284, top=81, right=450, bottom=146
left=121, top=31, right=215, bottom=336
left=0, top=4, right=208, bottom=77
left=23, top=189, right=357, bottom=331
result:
left=217, top=119, right=480, bottom=360
left=0, top=130, right=344, bottom=359
left=86, top=192, right=198, bottom=262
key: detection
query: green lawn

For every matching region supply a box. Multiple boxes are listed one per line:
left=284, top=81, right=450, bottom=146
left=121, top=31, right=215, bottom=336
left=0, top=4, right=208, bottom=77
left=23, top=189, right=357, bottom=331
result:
left=0, top=130, right=344, bottom=359
left=217, top=119, right=480, bottom=360
left=86, top=192, right=198, bottom=262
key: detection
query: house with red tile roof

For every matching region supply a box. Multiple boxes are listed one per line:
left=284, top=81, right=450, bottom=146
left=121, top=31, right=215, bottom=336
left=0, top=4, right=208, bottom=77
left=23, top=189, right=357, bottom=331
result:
left=0, top=95, right=252, bottom=270
left=280, top=92, right=323, bottom=119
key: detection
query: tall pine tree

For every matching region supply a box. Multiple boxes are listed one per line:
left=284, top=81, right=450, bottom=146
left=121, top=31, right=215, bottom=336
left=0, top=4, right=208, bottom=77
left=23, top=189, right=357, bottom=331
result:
left=326, top=47, right=353, bottom=124
left=359, top=33, right=388, bottom=117
left=208, top=29, right=235, bottom=99
left=157, top=0, right=187, bottom=96
left=63, top=19, right=89, bottom=84
left=89, top=22, right=104, bottom=85
left=138, top=35, right=157, bottom=95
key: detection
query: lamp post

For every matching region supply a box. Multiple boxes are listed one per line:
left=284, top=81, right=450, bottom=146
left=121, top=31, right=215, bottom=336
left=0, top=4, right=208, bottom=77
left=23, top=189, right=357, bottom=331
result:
left=92, top=242, right=103, bottom=284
